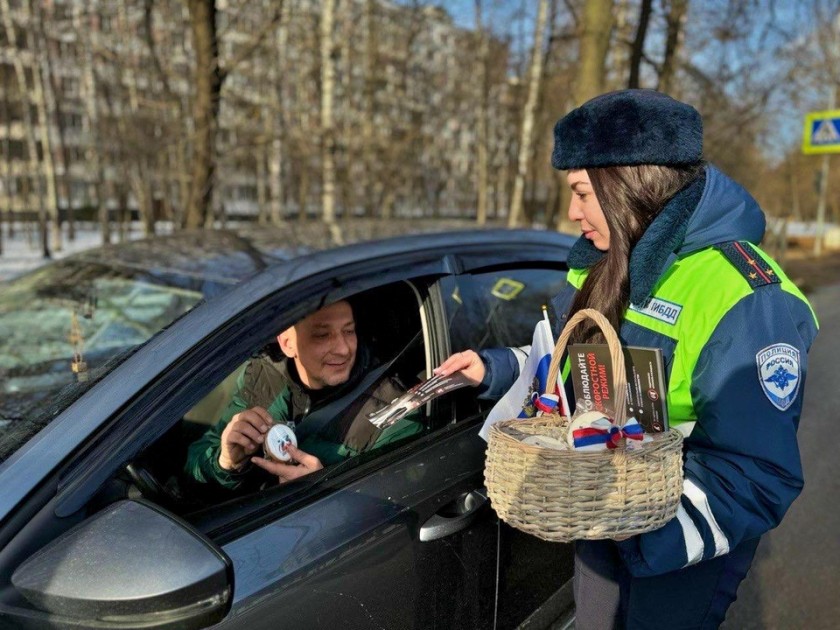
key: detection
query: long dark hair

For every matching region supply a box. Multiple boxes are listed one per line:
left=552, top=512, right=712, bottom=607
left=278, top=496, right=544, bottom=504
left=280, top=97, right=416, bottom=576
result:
left=569, top=163, right=704, bottom=343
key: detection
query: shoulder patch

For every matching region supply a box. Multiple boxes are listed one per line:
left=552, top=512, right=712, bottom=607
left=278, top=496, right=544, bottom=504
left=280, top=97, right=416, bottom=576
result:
left=717, top=241, right=781, bottom=289
left=756, top=343, right=801, bottom=411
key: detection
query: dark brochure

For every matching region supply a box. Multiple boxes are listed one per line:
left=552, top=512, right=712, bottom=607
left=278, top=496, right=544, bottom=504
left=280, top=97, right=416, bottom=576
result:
left=567, top=344, right=669, bottom=432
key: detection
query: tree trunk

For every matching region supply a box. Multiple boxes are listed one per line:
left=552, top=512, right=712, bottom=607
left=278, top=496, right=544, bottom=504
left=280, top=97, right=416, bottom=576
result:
left=320, top=0, right=338, bottom=228
left=788, top=158, right=801, bottom=221
left=78, top=0, right=110, bottom=244
left=185, top=0, right=221, bottom=229
left=27, top=1, right=61, bottom=253
left=508, top=0, right=550, bottom=227
left=474, top=0, right=490, bottom=225
left=298, top=169, right=310, bottom=220
left=269, top=3, right=288, bottom=224
left=361, top=0, right=377, bottom=217
left=575, top=0, right=615, bottom=105
left=257, top=144, right=268, bottom=224
left=1, top=74, right=10, bottom=255
left=628, top=0, right=652, bottom=88
left=39, top=13, right=75, bottom=243
left=659, top=0, right=689, bottom=94
left=1, top=0, right=50, bottom=257
left=611, top=0, right=633, bottom=87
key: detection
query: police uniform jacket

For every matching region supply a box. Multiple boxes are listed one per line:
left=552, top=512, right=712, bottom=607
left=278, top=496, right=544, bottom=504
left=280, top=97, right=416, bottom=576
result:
left=479, top=165, right=819, bottom=577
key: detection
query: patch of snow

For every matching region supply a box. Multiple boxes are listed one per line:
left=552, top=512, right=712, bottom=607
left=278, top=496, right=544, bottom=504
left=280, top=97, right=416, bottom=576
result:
left=0, top=222, right=169, bottom=281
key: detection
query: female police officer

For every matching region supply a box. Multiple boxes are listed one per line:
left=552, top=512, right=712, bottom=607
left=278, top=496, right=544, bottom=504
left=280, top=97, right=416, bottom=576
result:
left=435, top=89, right=818, bottom=629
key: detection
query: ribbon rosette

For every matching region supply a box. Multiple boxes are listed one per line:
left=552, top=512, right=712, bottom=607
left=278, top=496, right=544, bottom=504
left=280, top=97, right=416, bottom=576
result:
left=534, top=393, right=560, bottom=416
left=572, top=416, right=645, bottom=451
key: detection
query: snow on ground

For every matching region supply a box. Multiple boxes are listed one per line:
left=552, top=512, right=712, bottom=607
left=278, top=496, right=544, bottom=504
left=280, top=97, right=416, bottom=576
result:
left=0, top=222, right=169, bottom=282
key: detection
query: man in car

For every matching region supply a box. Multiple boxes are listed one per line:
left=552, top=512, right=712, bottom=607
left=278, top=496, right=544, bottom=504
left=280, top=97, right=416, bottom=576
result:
left=185, top=300, right=423, bottom=493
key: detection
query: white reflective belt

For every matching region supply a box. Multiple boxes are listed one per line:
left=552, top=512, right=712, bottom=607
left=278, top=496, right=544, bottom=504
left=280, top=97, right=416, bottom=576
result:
left=511, top=345, right=530, bottom=373
left=675, top=421, right=696, bottom=438
left=676, top=504, right=704, bottom=566
left=684, top=478, right=730, bottom=558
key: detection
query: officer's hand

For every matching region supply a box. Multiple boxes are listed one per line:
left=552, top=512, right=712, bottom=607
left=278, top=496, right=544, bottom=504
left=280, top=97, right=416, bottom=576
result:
left=218, top=406, right=273, bottom=471
left=251, top=444, right=324, bottom=483
left=433, top=350, right=486, bottom=384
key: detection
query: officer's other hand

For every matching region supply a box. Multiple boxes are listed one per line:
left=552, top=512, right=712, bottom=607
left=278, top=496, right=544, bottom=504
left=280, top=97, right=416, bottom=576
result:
left=218, top=406, right=273, bottom=471
left=251, top=444, right=324, bottom=483
left=433, top=350, right=485, bottom=384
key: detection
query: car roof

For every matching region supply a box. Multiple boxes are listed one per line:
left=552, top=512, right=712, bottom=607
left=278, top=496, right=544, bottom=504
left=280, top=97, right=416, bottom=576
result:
left=48, top=219, right=496, bottom=293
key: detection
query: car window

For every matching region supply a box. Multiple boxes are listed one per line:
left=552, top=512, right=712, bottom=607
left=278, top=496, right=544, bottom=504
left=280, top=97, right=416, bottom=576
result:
left=442, top=268, right=568, bottom=351
left=123, top=281, right=430, bottom=516
left=439, top=267, right=568, bottom=419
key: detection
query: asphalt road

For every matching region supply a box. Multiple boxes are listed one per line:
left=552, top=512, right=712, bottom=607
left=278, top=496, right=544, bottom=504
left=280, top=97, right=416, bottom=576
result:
left=723, top=282, right=840, bottom=629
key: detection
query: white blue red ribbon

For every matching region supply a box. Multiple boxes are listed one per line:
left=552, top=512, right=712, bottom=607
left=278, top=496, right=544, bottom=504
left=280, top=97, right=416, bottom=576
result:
left=572, top=416, right=645, bottom=450
left=534, top=393, right=560, bottom=415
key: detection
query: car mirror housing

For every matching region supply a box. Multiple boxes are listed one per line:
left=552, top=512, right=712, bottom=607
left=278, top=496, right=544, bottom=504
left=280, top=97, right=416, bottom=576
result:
left=11, top=500, right=232, bottom=629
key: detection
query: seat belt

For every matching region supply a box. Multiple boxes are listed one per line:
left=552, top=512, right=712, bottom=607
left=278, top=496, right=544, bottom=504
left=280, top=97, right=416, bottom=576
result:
left=293, top=331, right=422, bottom=443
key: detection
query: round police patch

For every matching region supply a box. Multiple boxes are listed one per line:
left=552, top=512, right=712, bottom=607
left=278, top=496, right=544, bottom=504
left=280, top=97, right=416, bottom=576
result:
left=756, top=343, right=801, bottom=411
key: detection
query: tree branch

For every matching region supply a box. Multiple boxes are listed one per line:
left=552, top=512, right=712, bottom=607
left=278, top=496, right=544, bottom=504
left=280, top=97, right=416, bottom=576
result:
left=218, top=0, right=284, bottom=85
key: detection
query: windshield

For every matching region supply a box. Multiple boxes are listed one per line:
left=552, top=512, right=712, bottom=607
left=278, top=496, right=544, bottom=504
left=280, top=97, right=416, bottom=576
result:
left=0, top=260, right=204, bottom=464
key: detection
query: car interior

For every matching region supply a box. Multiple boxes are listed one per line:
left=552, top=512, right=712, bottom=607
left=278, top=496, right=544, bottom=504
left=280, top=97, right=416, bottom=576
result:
left=117, top=280, right=430, bottom=517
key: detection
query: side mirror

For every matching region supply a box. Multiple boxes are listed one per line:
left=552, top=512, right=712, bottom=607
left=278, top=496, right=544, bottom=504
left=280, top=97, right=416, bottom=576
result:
left=11, top=500, right=231, bottom=629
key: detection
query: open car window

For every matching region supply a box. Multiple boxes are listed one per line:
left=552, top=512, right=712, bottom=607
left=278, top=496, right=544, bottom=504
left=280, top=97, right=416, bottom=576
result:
left=118, top=280, right=432, bottom=522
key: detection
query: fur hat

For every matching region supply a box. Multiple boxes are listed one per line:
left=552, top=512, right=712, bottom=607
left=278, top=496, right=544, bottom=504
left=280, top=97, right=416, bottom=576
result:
left=551, top=89, right=703, bottom=170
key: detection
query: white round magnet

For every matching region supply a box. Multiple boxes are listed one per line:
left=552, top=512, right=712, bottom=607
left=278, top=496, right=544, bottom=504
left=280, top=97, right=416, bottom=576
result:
left=264, top=423, right=298, bottom=462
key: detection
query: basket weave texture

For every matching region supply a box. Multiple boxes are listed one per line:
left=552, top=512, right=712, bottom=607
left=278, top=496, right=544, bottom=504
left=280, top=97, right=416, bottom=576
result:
left=485, top=308, right=684, bottom=542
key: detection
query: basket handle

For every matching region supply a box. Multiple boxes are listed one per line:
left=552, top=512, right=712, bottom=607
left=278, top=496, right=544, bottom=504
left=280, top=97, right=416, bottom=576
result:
left=546, top=308, right=628, bottom=424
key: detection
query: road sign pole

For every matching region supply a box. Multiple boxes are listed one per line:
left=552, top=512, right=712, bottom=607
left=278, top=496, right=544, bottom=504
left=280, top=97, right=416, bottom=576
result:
left=815, top=154, right=829, bottom=257
left=814, top=88, right=837, bottom=257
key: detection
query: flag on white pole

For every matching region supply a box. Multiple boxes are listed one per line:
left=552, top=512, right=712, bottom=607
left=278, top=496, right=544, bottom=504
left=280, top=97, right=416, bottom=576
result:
left=479, top=309, right=570, bottom=441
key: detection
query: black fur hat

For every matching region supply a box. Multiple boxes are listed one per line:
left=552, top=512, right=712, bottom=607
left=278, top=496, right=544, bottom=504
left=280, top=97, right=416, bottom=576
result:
left=551, top=89, right=703, bottom=170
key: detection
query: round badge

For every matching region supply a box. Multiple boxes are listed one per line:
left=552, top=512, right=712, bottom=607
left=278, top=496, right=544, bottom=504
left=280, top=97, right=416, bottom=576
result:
left=264, top=424, right=298, bottom=462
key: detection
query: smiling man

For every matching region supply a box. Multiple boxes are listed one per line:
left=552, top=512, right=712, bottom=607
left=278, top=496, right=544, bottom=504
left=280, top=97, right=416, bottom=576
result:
left=185, top=300, right=423, bottom=494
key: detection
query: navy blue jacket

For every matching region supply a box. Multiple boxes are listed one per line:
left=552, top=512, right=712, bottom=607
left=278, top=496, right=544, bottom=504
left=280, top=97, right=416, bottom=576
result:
left=480, top=165, right=819, bottom=577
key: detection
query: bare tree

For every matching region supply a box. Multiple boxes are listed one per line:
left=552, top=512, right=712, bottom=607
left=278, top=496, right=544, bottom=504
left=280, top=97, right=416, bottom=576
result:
left=185, top=0, right=221, bottom=229
left=576, top=0, right=615, bottom=105
left=474, top=0, right=490, bottom=224
left=659, top=0, right=689, bottom=93
left=628, top=0, right=653, bottom=88
left=1, top=0, right=50, bottom=257
left=268, top=2, right=290, bottom=224
left=320, top=0, right=339, bottom=235
left=508, top=0, right=550, bottom=227
left=24, top=0, right=61, bottom=253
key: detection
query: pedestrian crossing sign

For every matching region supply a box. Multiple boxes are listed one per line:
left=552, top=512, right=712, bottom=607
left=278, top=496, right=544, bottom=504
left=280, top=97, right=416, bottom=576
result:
left=802, top=109, right=840, bottom=154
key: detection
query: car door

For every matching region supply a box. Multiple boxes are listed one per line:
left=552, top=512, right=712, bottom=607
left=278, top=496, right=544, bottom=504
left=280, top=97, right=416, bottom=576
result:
left=195, top=280, right=499, bottom=630
left=437, top=266, right=577, bottom=629
left=0, top=230, right=573, bottom=630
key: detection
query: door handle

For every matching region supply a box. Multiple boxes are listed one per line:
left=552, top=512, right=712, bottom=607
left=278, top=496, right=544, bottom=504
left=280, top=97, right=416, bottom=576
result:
left=419, top=489, right=489, bottom=542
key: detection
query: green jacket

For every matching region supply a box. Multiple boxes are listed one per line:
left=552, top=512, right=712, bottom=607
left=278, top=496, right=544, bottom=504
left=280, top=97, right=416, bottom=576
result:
left=185, top=347, right=423, bottom=491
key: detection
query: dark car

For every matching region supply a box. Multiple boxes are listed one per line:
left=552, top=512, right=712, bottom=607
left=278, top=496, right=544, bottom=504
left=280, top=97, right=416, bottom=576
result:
left=0, top=224, right=576, bottom=629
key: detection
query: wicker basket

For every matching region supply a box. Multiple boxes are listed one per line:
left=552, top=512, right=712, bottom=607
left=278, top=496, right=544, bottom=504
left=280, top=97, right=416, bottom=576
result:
left=485, top=308, right=684, bottom=542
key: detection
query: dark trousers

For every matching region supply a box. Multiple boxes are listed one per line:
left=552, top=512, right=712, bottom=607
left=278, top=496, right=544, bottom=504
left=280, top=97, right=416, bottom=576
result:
left=573, top=537, right=761, bottom=630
